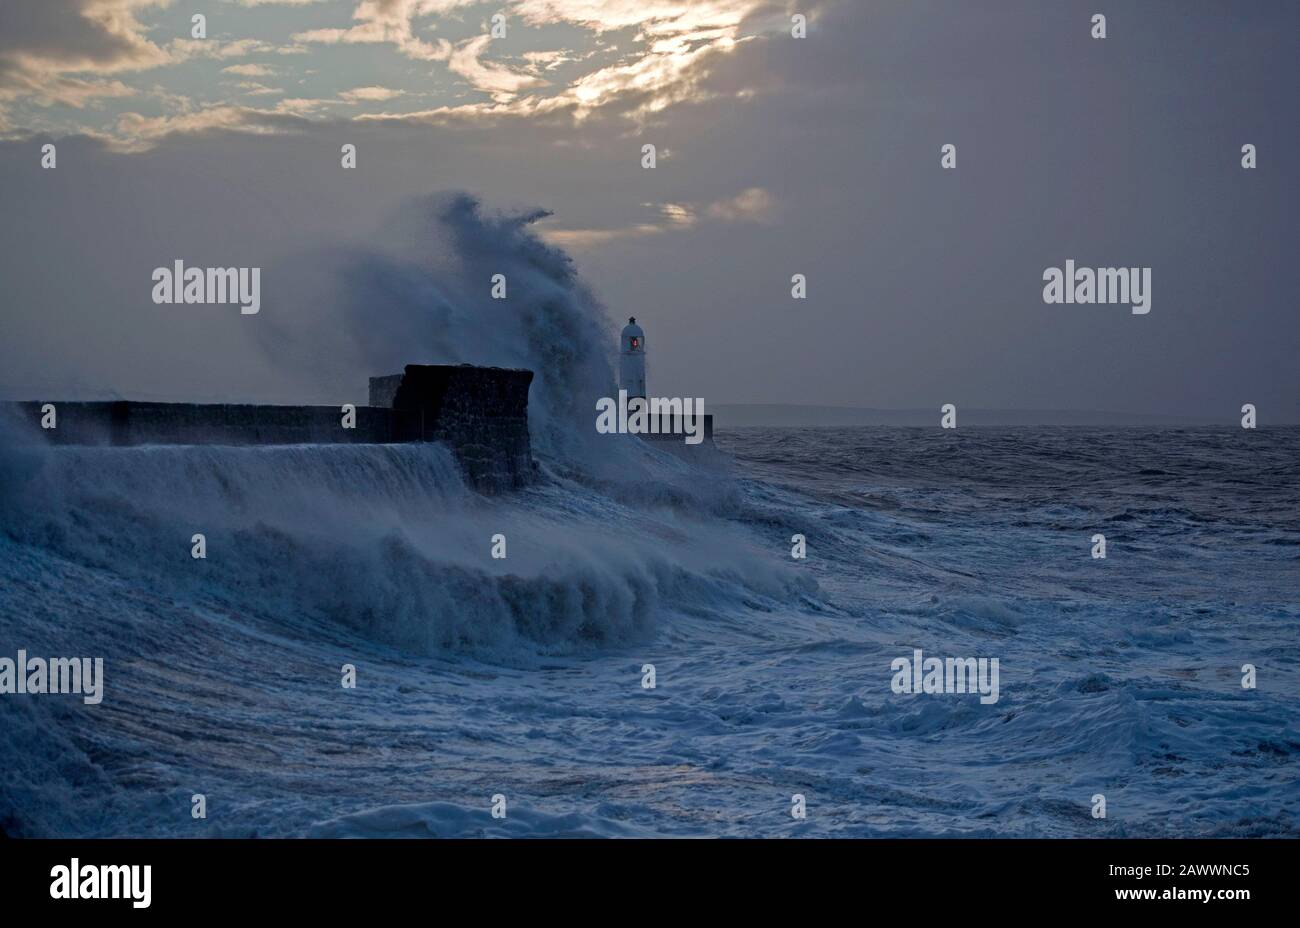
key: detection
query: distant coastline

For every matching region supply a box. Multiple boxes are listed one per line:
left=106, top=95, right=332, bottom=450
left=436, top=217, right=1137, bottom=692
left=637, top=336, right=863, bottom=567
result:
left=709, top=404, right=1298, bottom=428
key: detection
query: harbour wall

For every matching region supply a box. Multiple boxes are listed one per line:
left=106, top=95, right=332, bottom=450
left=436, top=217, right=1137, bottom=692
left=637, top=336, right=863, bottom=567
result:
left=2, top=364, right=537, bottom=494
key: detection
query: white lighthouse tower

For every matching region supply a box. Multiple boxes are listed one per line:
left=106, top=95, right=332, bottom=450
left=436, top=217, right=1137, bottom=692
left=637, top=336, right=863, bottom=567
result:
left=619, top=316, right=646, bottom=399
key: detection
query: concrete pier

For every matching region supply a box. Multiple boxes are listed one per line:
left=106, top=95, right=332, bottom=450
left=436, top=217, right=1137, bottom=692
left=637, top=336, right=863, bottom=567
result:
left=2, top=364, right=537, bottom=493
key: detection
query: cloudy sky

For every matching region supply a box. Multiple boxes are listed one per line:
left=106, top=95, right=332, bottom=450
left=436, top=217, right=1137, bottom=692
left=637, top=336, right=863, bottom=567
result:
left=0, top=1, right=1295, bottom=420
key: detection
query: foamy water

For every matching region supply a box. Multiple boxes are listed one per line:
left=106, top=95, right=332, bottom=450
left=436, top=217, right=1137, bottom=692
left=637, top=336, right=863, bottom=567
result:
left=1, top=426, right=1296, bottom=837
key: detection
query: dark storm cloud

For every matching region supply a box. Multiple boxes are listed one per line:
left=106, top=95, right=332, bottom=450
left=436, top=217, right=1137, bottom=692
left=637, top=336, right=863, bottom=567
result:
left=0, top=0, right=168, bottom=96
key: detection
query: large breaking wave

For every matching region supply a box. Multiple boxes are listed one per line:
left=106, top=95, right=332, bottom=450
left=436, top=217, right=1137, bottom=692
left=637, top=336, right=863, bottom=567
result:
left=260, top=192, right=625, bottom=467
left=0, top=193, right=807, bottom=661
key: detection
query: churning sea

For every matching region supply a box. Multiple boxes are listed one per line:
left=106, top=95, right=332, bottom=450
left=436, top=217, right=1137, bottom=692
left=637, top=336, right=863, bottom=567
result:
left=1, top=426, right=1296, bottom=837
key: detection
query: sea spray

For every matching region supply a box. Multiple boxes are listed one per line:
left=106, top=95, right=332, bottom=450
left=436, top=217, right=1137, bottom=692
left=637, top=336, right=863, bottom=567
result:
left=257, top=193, right=621, bottom=467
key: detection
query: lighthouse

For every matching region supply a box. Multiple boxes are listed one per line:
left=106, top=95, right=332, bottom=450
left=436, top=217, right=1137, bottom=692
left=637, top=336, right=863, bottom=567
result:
left=619, top=316, right=646, bottom=399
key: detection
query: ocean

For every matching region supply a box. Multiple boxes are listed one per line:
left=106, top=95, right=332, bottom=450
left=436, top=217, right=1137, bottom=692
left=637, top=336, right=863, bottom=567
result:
left=1, top=425, right=1296, bottom=837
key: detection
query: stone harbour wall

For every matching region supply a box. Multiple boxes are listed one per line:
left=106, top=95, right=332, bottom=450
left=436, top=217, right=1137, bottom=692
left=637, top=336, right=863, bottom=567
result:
left=2, top=363, right=538, bottom=494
